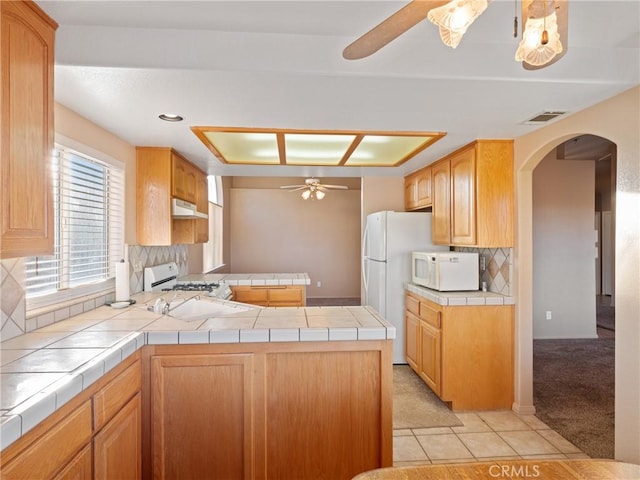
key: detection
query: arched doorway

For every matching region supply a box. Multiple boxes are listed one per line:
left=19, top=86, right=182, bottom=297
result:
left=530, top=135, right=616, bottom=458
left=511, top=85, right=640, bottom=464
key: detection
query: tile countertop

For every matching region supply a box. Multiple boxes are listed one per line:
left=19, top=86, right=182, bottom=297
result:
left=0, top=291, right=393, bottom=450
left=406, top=283, right=515, bottom=306
left=178, top=272, right=311, bottom=286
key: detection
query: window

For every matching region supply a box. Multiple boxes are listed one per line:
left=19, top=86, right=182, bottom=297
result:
left=203, top=176, right=224, bottom=273
left=25, top=144, right=124, bottom=303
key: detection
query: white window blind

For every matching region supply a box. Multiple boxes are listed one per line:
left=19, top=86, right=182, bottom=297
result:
left=25, top=146, right=124, bottom=298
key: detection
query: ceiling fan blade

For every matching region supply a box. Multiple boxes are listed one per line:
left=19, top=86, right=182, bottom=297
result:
left=522, top=0, right=569, bottom=70
left=320, top=184, right=349, bottom=190
left=279, top=185, right=306, bottom=189
left=282, top=186, right=308, bottom=192
left=343, top=0, right=449, bottom=60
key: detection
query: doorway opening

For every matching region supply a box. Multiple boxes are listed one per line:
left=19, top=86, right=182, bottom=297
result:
left=531, top=134, right=616, bottom=459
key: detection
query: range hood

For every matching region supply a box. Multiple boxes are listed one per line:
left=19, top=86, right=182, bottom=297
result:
left=172, top=198, right=208, bottom=219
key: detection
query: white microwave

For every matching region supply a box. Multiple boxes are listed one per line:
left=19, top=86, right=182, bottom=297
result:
left=412, top=252, right=480, bottom=291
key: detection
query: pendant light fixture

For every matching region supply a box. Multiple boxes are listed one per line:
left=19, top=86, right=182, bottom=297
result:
left=427, top=0, right=490, bottom=48
left=515, top=0, right=563, bottom=66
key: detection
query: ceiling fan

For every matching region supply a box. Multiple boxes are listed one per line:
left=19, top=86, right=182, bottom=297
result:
left=343, top=0, right=568, bottom=70
left=280, top=178, right=348, bottom=200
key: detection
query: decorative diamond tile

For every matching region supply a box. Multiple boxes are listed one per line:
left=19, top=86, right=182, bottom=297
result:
left=1, top=274, right=23, bottom=319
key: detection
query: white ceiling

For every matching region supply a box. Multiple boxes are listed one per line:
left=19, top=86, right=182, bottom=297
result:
left=36, top=0, right=639, bottom=177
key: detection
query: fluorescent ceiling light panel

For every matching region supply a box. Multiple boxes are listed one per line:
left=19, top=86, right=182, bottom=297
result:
left=203, top=131, right=279, bottom=164
left=192, top=127, right=446, bottom=167
left=346, top=135, right=437, bottom=166
left=284, top=133, right=355, bottom=165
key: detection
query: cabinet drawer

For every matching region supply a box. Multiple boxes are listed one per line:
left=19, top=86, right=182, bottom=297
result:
left=269, top=286, right=302, bottom=303
left=232, top=286, right=269, bottom=303
left=419, top=301, right=441, bottom=329
left=93, top=359, right=141, bottom=431
left=405, top=294, right=420, bottom=316
left=2, top=401, right=92, bottom=480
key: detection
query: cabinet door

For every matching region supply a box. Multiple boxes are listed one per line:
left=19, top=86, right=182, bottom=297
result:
left=264, top=351, right=383, bottom=479
left=419, top=321, right=441, bottom=397
left=172, top=154, right=196, bottom=203
left=405, top=311, right=420, bottom=371
left=431, top=160, right=451, bottom=245
left=52, top=445, right=92, bottom=480
left=416, top=167, right=432, bottom=207
left=151, top=354, right=254, bottom=480
left=93, top=393, right=142, bottom=480
left=0, top=1, right=56, bottom=258
left=450, top=147, right=476, bottom=245
left=404, top=174, right=417, bottom=210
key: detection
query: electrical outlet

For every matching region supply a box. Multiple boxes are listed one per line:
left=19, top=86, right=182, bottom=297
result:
left=133, top=260, right=143, bottom=273
left=480, top=256, right=486, bottom=271
left=545, top=310, right=552, bottom=320
left=317, top=281, right=322, bottom=288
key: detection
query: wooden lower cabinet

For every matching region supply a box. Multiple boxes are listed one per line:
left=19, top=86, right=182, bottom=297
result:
left=52, top=445, right=92, bottom=480
left=405, top=311, right=420, bottom=371
left=145, top=342, right=392, bottom=480
left=151, top=353, right=253, bottom=480
left=0, top=352, right=142, bottom=480
left=230, top=285, right=306, bottom=307
left=94, top=394, right=142, bottom=480
left=405, top=292, right=513, bottom=410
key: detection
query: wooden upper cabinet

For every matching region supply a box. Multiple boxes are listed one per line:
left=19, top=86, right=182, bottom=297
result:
left=136, top=147, right=208, bottom=245
left=172, top=154, right=197, bottom=204
left=430, top=159, right=451, bottom=245
left=430, top=140, right=513, bottom=247
left=404, top=166, right=432, bottom=211
left=450, top=147, right=476, bottom=245
left=0, top=1, right=57, bottom=258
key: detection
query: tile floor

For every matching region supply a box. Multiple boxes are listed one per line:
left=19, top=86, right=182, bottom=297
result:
left=393, top=410, right=590, bottom=466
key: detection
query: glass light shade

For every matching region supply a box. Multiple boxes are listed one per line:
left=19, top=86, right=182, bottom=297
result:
left=515, top=11, right=563, bottom=66
left=315, top=190, right=325, bottom=200
left=427, top=0, right=489, bottom=48
left=301, top=189, right=311, bottom=200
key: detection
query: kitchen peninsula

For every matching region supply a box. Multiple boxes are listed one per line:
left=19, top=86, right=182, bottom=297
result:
left=0, top=292, right=393, bottom=479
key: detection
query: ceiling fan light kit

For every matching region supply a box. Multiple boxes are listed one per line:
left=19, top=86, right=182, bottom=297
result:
left=515, top=0, right=563, bottom=66
left=343, top=0, right=568, bottom=70
left=280, top=178, right=347, bottom=201
left=427, top=0, right=490, bottom=48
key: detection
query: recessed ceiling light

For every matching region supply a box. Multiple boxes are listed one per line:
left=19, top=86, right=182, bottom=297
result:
left=159, top=113, right=184, bottom=122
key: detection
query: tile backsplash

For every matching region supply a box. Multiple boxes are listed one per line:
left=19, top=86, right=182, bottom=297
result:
left=455, top=247, right=512, bottom=296
left=0, top=245, right=190, bottom=342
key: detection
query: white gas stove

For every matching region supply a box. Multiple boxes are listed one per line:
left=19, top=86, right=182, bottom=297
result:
left=143, top=263, right=232, bottom=300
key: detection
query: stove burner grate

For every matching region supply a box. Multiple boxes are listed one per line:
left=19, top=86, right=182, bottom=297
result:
left=163, top=282, right=220, bottom=292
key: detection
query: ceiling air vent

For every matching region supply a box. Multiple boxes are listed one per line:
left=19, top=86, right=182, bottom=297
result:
left=524, top=111, right=568, bottom=124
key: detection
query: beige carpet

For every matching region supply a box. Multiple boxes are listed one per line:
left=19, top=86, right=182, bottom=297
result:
left=393, top=365, right=462, bottom=429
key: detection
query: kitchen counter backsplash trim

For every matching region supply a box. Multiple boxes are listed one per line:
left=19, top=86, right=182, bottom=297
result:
left=406, top=283, right=515, bottom=306
left=0, top=297, right=392, bottom=450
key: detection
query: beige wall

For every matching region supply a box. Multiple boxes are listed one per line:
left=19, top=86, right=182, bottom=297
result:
left=54, top=103, right=137, bottom=245
left=228, top=177, right=361, bottom=298
left=513, top=86, right=640, bottom=462
left=532, top=152, right=597, bottom=339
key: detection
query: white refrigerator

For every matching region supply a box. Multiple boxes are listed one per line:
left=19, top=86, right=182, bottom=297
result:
left=362, top=211, right=448, bottom=364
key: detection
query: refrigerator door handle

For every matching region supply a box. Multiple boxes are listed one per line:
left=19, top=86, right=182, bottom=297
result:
left=362, top=223, right=369, bottom=295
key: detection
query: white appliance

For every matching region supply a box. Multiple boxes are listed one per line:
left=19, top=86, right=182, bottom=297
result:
left=412, top=251, right=479, bottom=292
left=362, top=211, right=448, bottom=364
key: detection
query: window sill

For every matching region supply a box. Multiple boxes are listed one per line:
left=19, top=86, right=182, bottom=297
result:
left=26, top=279, right=115, bottom=319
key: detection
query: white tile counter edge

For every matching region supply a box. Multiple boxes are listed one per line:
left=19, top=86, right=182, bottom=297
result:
left=0, top=303, right=393, bottom=450
left=406, top=283, right=515, bottom=306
